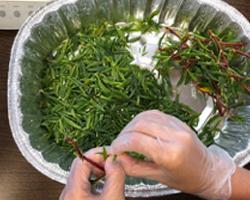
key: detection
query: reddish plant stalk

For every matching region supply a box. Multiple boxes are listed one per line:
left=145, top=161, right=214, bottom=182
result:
left=226, top=69, right=250, bottom=94
left=159, top=47, right=168, bottom=52
left=202, top=38, right=212, bottom=45
left=208, top=30, right=229, bottom=68
left=183, top=58, right=196, bottom=70
left=212, top=81, right=229, bottom=116
left=215, top=94, right=228, bottom=116
left=195, top=79, right=228, bottom=117
left=65, top=136, right=105, bottom=172
left=170, top=53, right=182, bottom=61
left=192, top=37, right=211, bottom=45
left=241, top=83, right=250, bottom=93
left=219, top=41, right=244, bottom=48
left=164, top=27, right=181, bottom=39
left=233, top=49, right=250, bottom=58
left=219, top=50, right=229, bottom=68
left=193, top=37, right=210, bottom=45
left=180, top=35, right=190, bottom=49
left=228, top=72, right=244, bottom=81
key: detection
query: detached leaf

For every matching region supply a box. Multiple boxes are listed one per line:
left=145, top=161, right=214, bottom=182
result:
left=96, top=146, right=109, bottom=160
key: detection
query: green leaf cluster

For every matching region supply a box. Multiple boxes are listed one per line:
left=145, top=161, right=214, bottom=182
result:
left=40, top=21, right=198, bottom=150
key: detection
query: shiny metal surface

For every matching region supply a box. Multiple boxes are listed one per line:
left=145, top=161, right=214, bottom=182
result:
left=8, top=0, right=250, bottom=197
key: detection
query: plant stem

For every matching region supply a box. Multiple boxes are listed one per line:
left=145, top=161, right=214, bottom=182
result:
left=65, top=136, right=105, bottom=172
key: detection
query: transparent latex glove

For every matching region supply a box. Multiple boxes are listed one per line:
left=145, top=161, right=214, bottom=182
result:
left=60, top=147, right=125, bottom=200
left=111, top=110, right=236, bottom=200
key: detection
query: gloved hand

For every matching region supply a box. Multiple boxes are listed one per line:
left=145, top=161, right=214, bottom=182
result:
left=111, top=110, right=236, bottom=200
left=60, top=147, right=125, bottom=200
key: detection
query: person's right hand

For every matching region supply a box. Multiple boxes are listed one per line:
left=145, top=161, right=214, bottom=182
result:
left=111, top=110, right=236, bottom=200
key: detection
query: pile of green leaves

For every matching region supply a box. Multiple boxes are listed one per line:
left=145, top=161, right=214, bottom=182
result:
left=40, top=22, right=198, bottom=150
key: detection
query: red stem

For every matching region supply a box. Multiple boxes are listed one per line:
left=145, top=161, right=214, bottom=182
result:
left=183, top=58, right=196, bottom=70
left=201, top=38, right=211, bottom=45
left=212, top=81, right=229, bottom=116
left=219, top=41, right=244, bottom=48
left=180, top=35, right=190, bottom=49
left=228, top=72, right=250, bottom=95
left=233, top=49, right=250, bottom=58
left=241, top=84, right=250, bottom=94
left=193, top=37, right=210, bottom=45
left=164, top=27, right=181, bottom=39
left=208, top=30, right=229, bottom=68
left=65, top=136, right=105, bottom=172
left=215, top=94, right=228, bottom=116
left=170, top=54, right=182, bottom=61
left=195, top=79, right=228, bottom=116
left=229, top=72, right=244, bottom=81
left=159, top=47, right=168, bottom=52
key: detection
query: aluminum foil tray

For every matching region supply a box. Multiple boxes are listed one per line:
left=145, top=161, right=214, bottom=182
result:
left=8, top=0, right=250, bottom=197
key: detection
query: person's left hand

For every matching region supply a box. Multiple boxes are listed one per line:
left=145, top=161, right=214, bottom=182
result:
left=60, top=147, right=125, bottom=200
